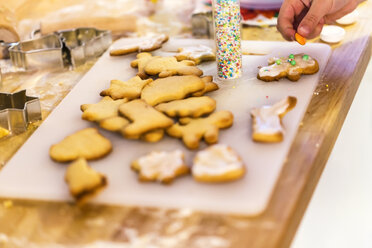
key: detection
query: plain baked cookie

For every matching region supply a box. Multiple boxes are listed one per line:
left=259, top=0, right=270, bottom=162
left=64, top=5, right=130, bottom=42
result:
left=250, top=96, right=297, bottom=143
left=131, top=150, right=189, bottom=184
left=141, top=75, right=206, bottom=106
left=98, top=115, right=165, bottom=143
left=130, top=52, right=160, bottom=79
left=192, top=144, right=245, bottom=183
left=175, top=45, right=216, bottom=65
left=166, top=110, right=234, bottom=149
left=155, top=96, right=216, bottom=118
left=49, top=128, right=112, bottom=162
left=110, top=34, right=169, bottom=56
left=119, top=99, right=174, bottom=139
left=99, top=116, right=130, bottom=132
left=192, top=76, right=219, bottom=97
left=100, top=76, right=153, bottom=100
left=132, top=53, right=203, bottom=78
left=81, top=96, right=128, bottom=122
left=65, top=158, right=107, bottom=204
left=257, top=53, right=319, bottom=82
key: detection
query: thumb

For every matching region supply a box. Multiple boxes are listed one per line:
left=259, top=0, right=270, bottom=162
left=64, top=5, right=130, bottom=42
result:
left=298, top=0, right=327, bottom=37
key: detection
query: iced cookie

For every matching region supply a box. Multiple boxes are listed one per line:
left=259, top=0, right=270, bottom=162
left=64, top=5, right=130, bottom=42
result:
left=110, top=34, right=169, bottom=56
left=65, top=158, right=107, bottom=204
left=141, top=75, right=206, bottom=106
left=50, top=128, right=112, bottom=162
left=175, top=45, right=216, bottom=65
left=167, top=111, right=234, bottom=149
left=155, top=96, right=216, bottom=118
left=192, top=76, right=219, bottom=97
left=130, top=52, right=160, bottom=79
left=250, top=96, right=297, bottom=143
left=142, top=54, right=203, bottom=78
left=192, top=144, right=245, bottom=183
left=100, top=76, right=153, bottom=100
left=257, top=53, right=319, bottom=82
left=81, top=97, right=128, bottom=122
left=119, top=99, right=174, bottom=139
left=131, top=150, right=189, bottom=184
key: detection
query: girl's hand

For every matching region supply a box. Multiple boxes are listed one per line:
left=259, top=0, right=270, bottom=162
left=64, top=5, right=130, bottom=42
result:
left=277, top=0, right=362, bottom=41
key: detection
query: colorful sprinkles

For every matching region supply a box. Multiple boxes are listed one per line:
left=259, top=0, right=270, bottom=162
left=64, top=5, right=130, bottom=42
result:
left=303, top=54, right=309, bottom=60
left=275, top=59, right=281, bottom=65
left=214, top=0, right=242, bottom=79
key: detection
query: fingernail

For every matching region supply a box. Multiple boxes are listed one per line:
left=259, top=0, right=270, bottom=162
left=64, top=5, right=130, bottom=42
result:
left=299, top=25, right=310, bottom=36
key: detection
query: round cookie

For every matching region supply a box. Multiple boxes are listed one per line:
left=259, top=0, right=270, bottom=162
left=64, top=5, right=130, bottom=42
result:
left=131, top=150, right=189, bottom=184
left=192, top=144, right=245, bottom=183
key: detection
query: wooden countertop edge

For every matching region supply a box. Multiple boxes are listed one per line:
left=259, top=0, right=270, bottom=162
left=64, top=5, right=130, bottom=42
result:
left=261, top=35, right=372, bottom=248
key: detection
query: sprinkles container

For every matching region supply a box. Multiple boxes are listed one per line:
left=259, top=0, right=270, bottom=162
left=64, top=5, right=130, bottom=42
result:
left=213, top=0, right=242, bottom=80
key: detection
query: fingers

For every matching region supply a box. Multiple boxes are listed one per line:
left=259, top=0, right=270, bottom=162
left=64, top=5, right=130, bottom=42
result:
left=298, top=0, right=331, bottom=38
left=277, top=0, right=319, bottom=41
left=324, top=0, right=359, bottom=23
left=306, top=19, right=325, bottom=39
left=277, top=1, right=298, bottom=41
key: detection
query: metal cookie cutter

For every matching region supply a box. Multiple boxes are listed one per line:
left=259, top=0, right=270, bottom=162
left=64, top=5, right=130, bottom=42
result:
left=9, top=34, right=64, bottom=71
left=57, top=27, right=112, bottom=68
left=192, top=11, right=213, bottom=38
left=8, top=28, right=112, bottom=70
left=0, top=90, right=42, bottom=134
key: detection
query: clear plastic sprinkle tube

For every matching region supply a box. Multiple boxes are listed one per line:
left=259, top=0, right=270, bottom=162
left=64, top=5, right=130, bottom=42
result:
left=213, top=0, right=242, bottom=80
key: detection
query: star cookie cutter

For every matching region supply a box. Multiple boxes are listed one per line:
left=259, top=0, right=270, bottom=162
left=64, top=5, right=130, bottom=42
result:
left=0, top=90, right=42, bottom=134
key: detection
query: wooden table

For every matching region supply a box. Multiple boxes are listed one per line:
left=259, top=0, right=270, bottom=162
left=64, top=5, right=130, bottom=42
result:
left=0, top=2, right=371, bottom=247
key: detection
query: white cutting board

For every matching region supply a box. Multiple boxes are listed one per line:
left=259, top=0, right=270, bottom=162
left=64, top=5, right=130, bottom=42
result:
left=0, top=39, right=331, bottom=216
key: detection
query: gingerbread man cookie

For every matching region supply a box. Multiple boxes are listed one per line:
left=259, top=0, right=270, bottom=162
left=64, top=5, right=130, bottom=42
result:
left=250, top=96, right=297, bottom=143
left=110, top=34, right=169, bottom=56
left=100, top=76, right=153, bottom=100
left=131, top=150, right=189, bottom=184
left=192, top=144, right=245, bottom=183
left=167, top=111, right=234, bottom=149
left=175, top=45, right=216, bottom=65
left=257, top=54, right=319, bottom=82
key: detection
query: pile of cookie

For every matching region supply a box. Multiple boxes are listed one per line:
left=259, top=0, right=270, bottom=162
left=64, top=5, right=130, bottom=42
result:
left=49, top=36, right=246, bottom=204
left=49, top=34, right=318, bottom=204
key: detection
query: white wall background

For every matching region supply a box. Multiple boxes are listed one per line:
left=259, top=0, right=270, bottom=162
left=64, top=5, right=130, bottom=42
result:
left=292, top=59, right=372, bottom=247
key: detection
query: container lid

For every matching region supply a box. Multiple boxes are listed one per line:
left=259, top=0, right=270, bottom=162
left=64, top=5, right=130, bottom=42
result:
left=320, top=25, right=346, bottom=44
left=240, top=0, right=283, bottom=10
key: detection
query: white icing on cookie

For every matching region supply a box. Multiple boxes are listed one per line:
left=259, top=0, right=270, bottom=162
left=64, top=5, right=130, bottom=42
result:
left=251, top=97, right=295, bottom=136
left=258, top=54, right=316, bottom=78
left=177, top=45, right=215, bottom=61
left=110, top=34, right=167, bottom=54
left=137, top=150, right=185, bottom=181
left=192, top=144, right=243, bottom=176
left=139, top=34, right=168, bottom=51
